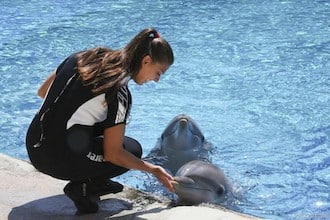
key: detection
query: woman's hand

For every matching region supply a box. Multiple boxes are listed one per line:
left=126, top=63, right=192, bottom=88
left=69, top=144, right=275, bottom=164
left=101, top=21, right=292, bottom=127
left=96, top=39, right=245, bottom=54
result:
left=103, top=125, right=175, bottom=192
left=151, top=165, right=175, bottom=192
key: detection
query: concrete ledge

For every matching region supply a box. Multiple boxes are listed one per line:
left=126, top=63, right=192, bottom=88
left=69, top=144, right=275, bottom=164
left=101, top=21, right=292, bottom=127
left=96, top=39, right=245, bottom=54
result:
left=0, top=153, right=260, bottom=220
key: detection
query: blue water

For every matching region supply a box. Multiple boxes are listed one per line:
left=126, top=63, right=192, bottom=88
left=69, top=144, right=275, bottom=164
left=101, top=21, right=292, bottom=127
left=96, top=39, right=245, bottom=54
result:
left=1, top=0, right=329, bottom=219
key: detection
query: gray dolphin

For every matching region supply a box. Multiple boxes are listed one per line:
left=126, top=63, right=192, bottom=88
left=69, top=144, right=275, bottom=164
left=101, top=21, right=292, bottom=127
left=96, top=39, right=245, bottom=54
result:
left=173, top=160, right=228, bottom=205
left=157, top=114, right=209, bottom=174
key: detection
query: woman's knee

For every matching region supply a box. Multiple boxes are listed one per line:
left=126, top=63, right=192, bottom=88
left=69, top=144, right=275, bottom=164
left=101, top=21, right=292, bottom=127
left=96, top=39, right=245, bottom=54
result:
left=124, top=136, right=142, bottom=158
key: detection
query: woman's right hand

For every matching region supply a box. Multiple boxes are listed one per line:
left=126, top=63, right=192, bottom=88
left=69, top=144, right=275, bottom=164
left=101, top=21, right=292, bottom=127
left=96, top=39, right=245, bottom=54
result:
left=38, top=71, right=56, bottom=98
left=103, top=126, right=175, bottom=192
left=151, top=165, right=175, bottom=193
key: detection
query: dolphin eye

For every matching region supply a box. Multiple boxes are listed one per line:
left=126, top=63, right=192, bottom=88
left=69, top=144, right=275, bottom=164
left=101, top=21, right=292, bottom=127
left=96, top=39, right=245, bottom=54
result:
left=217, top=185, right=225, bottom=195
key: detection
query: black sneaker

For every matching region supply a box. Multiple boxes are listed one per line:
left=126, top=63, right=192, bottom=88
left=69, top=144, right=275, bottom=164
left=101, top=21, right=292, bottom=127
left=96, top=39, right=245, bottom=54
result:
left=64, top=181, right=99, bottom=214
left=89, top=179, right=124, bottom=197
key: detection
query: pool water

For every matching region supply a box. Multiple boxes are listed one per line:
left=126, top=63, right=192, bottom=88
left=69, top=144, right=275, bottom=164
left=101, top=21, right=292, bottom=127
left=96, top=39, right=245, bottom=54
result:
left=0, top=0, right=329, bottom=219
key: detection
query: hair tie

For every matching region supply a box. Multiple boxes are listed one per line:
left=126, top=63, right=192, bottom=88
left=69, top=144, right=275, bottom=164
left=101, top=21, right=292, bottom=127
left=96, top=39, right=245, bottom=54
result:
left=154, top=32, right=160, bottom=38
left=150, top=31, right=160, bottom=39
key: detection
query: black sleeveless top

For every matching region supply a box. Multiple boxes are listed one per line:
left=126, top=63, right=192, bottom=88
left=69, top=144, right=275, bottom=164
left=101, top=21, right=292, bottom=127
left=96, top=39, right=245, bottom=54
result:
left=31, top=53, right=132, bottom=153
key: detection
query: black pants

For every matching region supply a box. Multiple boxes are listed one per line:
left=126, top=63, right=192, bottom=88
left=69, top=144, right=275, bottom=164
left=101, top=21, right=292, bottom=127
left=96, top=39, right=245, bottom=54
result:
left=26, top=117, right=142, bottom=181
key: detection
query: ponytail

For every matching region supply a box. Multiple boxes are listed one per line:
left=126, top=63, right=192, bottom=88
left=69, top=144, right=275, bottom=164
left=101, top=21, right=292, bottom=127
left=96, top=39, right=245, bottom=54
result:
left=123, top=28, right=174, bottom=77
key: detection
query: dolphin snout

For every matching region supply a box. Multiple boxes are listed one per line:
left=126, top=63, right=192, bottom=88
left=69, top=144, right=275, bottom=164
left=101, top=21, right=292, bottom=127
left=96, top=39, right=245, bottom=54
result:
left=179, top=118, right=188, bottom=123
left=171, top=180, right=179, bottom=189
left=172, top=176, right=197, bottom=193
left=178, top=118, right=188, bottom=129
left=173, top=176, right=195, bottom=185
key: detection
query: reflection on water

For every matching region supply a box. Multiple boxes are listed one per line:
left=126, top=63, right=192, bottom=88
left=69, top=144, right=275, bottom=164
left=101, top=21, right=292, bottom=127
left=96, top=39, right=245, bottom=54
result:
left=0, top=0, right=329, bottom=219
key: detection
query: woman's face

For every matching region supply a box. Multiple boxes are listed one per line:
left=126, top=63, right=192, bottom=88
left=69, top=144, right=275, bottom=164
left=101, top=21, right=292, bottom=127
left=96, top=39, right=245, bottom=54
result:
left=133, top=55, right=169, bottom=85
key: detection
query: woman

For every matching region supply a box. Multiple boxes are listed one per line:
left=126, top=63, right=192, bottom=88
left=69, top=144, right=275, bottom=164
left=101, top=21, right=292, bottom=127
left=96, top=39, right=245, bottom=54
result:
left=26, top=28, right=175, bottom=214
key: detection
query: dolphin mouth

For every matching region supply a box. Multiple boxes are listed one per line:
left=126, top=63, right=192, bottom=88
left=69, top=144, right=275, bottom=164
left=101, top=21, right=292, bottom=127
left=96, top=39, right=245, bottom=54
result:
left=161, top=118, right=189, bottom=137
left=179, top=118, right=188, bottom=123
left=177, top=186, right=213, bottom=192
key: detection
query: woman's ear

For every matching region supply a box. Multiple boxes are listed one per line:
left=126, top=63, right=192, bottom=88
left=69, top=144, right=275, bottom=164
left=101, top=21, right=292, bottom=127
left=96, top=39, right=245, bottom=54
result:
left=142, top=55, right=152, bottom=65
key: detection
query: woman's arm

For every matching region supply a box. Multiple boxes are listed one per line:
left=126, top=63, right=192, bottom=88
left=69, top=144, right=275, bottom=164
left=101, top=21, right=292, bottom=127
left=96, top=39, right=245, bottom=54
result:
left=103, top=124, right=174, bottom=192
left=37, top=70, right=56, bottom=99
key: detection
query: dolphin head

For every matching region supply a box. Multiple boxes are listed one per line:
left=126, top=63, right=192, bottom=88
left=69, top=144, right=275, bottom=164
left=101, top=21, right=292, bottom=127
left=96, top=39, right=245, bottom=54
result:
left=161, top=114, right=204, bottom=154
left=173, top=160, right=227, bottom=204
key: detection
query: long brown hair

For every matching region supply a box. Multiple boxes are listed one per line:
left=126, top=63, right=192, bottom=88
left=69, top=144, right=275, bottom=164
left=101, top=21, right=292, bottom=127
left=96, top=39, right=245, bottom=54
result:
left=76, top=28, right=174, bottom=94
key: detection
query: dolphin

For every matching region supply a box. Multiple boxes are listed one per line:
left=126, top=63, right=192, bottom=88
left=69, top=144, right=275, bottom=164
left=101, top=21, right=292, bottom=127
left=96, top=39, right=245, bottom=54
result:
left=148, top=114, right=210, bottom=174
left=172, top=160, right=228, bottom=205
